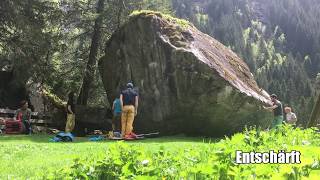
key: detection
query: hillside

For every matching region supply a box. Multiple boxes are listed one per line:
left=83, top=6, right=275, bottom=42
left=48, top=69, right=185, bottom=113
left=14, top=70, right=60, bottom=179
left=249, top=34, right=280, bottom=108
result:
left=171, top=0, right=320, bottom=125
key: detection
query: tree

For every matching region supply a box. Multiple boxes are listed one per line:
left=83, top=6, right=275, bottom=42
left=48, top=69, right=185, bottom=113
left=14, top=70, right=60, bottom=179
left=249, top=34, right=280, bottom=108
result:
left=0, top=0, right=64, bottom=84
left=77, top=0, right=106, bottom=105
left=308, top=93, right=320, bottom=127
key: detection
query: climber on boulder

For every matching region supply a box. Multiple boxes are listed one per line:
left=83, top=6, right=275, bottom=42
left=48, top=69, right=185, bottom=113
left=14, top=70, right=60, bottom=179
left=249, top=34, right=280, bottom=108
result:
left=120, top=82, right=139, bottom=139
left=263, top=94, right=284, bottom=128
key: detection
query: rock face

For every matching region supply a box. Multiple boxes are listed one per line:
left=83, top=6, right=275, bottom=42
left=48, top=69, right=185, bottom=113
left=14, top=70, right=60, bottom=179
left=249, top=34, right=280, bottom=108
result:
left=0, top=70, right=28, bottom=109
left=99, top=11, right=272, bottom=136
left=75, top=105, right=112, bottom=135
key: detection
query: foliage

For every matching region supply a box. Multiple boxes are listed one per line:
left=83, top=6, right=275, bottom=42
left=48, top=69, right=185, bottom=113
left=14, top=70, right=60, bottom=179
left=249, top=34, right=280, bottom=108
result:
left=0, top=135, right=211, bottom=179
left=0, top=0, right=64, bottom=84
left=48, top=125, right=320, bottom=179
left=42, top=87, right=66, bottom=109
left=0, top=0, right=157, bottom=107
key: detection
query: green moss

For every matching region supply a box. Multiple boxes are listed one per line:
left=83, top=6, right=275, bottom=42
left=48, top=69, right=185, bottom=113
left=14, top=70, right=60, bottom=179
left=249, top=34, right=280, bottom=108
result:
left=129, top=10, right=194, bottom=48
left=130, top=10, right=192, bottom=29
left=42, top=88, right=66, bottom=109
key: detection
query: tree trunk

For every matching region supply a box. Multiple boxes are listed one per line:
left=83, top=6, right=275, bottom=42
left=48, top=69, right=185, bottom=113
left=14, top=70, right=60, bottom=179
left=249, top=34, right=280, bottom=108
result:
left=77, top=0, right=105, bottom=105
left=308, top=93, right=320, bottom=127
left=117, top=0, right=124, bottom=29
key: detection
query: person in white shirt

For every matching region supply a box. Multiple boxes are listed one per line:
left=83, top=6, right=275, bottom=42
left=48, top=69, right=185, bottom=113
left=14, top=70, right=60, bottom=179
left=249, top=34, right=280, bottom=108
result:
left=284, top=107, right=297, bottom=125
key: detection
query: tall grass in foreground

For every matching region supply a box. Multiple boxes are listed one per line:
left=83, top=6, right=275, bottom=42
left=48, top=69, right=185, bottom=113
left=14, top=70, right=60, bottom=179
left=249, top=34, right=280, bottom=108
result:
left=48, top=125, right=320, bottom=179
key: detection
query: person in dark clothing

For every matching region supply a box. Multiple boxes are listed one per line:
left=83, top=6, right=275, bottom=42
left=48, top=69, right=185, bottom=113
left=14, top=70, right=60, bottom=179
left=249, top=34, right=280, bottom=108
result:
left=26, top=94, right=35, bottom=112
left=15, top=100, right=32, bottom=134
left=120, top=82, right=139, bottom=139
left=263, top=94, right=284, bottom=128
left=65, top=92, right=76, bottom=132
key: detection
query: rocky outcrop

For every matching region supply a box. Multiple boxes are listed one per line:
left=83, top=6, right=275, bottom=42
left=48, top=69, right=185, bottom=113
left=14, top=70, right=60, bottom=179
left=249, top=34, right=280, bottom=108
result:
left=75, top=105, right=112, bottom=135
left=0, top=60, right=33, bottom=109
left=0, top=70, right=28, bottom=109
left=99, top=11, right=272, bottom=136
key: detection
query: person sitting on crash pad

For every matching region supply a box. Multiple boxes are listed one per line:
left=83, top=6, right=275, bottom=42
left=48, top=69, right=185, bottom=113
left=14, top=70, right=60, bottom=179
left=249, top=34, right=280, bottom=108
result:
left=263, top=94, right=284, bottom=129
left=120, top=82, right=139, bottom=139
left=15, top=100, right=32, bottom=134
left=65, top=92, right=76, bottom=133
left=112, top=96, right=122, bottom=133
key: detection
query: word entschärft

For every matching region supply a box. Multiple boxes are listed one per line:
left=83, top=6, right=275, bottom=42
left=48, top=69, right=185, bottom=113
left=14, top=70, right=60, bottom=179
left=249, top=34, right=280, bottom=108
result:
left=235, top=150, right=301, bottom=164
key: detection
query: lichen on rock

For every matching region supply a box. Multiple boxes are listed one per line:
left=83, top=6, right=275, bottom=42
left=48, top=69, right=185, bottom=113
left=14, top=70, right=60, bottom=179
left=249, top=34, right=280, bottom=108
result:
left=99, top=11, right=272, bottom=136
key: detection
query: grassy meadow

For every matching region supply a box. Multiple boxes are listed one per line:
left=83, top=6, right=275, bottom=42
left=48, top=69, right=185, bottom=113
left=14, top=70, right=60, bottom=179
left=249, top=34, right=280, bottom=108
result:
left=0, top=125, right=320, bottom=179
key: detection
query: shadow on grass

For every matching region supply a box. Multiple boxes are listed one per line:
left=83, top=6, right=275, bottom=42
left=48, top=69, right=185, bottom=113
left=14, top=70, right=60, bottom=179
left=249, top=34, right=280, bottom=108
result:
left=0, top=134, right=220, bottom=144
left=128, top=136, right=220, bottom=144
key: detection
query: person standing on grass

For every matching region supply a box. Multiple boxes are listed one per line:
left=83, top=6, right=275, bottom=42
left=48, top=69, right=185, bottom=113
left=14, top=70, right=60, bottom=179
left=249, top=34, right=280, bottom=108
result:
left=65, top=92, right=76, bottom=133
left=263, top=94, right=284, bottom=128
left=15, top=100, right=32, bottom=134
left=112, top=96, right=122, bottom=134
left=284, top=106, right=297, bottom=125
left=120, top=82, right=138, bottom=139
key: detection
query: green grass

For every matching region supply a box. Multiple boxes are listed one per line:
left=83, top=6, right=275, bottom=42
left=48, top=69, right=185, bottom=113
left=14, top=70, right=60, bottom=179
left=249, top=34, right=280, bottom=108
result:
left=0, top=135, right=213, bottom=179
left=1, top=125, right=320, bottom=179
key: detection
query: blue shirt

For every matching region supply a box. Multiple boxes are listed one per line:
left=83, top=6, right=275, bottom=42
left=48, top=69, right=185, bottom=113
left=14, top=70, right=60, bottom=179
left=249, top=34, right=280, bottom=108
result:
left=113, top=98, right=122, bottom=115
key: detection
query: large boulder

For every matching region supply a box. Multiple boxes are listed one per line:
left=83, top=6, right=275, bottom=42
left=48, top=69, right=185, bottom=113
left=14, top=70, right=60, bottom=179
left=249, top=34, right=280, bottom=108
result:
left=74, top=105, right=112, bottom=136
left=99, top=11, right=272, bottom=136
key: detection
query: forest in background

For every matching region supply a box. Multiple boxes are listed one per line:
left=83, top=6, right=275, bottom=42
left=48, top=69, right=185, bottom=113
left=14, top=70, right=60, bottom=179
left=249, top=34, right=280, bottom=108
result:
left=1, top=0, right=320, bottom=126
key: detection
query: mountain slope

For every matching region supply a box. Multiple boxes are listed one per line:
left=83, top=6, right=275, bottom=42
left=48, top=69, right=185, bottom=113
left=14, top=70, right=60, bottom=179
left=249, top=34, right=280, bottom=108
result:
left=171, top=0, right=319, bottom=125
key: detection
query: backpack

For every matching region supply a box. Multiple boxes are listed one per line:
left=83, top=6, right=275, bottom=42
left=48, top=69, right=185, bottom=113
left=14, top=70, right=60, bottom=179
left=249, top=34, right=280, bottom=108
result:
left=113, top=99, right=122, bottom=114
left=50, top=132, right=74, bottom=142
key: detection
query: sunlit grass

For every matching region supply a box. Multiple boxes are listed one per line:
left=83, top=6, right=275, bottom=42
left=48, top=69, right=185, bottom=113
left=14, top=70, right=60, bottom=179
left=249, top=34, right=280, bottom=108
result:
left=0, top=135, right=213, bottom=179
left=1, top=125, right=320, bottom=179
